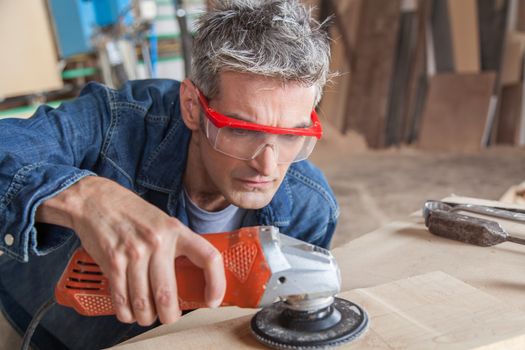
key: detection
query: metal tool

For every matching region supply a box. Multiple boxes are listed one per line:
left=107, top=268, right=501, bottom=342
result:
left=423, top=200, right=525, bottom=246
left=55, top=226, right=368, bottom=349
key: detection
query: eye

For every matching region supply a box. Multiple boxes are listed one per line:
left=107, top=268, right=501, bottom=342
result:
left=280, top=134, right=301, bottom=142
left=228, top=128, right=260, bottom=137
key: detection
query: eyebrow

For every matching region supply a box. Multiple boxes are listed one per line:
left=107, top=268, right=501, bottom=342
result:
left=226, top=112, right=312, bottom=129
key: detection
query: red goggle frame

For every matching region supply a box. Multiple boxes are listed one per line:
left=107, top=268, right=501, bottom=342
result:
left=196, top=90, right=322, bottom=139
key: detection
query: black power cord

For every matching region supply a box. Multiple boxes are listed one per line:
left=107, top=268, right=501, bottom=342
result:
left=20, top=298, right=56, bottom=350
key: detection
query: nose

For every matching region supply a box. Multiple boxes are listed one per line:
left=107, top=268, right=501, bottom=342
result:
left=249, top=144, right=278, bottom=176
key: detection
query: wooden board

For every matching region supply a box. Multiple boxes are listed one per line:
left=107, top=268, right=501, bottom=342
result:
left=113, top=272, right=525, bottom=349
left=477, top=0, right=509, bottom=72
left=431, top=0, right=455, bottom=72
left=344, top=0, right=401, bottom=148
left=447, top=0, right=481, bottom=73
left=496, top=83, right=523, bottom=144
left=318, top=0, right=362, bottom=133
left=500, top=32, right=525, bottom=86
left=418, top=73, right=496, bottom=151
left=518, top=0, right=525, bottom=32
left=0, top=0, right=63, bottom=98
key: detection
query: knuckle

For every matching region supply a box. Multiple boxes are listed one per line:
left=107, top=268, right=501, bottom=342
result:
left=166, top=217, right=183, bottom=230
left=112, top=292, right=127, bottom=307
left=155, top=286, right=173, bottom=307
left=132, top=297, right=147, bottom=311
left=143, top=230, right=163, bottom=250
left=204, top=247, right=222, bottom=267
left=124, top=243, right=144, bottom=260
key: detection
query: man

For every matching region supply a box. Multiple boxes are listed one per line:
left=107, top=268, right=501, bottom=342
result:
left=0, top=0, right=338, bottom=349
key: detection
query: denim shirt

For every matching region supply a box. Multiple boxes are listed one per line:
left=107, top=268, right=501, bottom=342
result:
left=0, top=80, right=339, bottom=349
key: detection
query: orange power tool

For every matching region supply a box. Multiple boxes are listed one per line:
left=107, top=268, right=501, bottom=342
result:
left=53, top=226, right=369, bottom=350
left=55, top=225, right=340, bottom=315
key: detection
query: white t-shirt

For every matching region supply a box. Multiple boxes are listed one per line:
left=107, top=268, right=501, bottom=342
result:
left=183, top=188, right=249, bottom=234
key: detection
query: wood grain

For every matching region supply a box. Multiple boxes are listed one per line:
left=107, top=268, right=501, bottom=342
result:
left=418, top=73, right=495, bottom=151
left=113, top=272, right=525, bottom=350
left=447, top=0, right=481, bottom=73
left=344, top=0, right=401, bottom=148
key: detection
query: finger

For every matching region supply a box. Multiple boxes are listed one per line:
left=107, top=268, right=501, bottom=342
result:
left=105, top=257, right=135, bottom=324
left=127, top=252, right=156, bottom=326
left=149, top=247, right=181, bottom=324
left=176, top=233, right=226, bottom=308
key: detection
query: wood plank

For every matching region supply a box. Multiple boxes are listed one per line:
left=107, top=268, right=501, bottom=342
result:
left=385, top=2, right=419, bottom=146
left=447, top=0, right=481, bottom=73
left=418, top=73, right=496, bottom=151
left=496, top=83, right=523, bottom=144
left=431, top=0, right=455, bottom=72
left=0, top=0, right=63, bottom=98
left=518, top=0, right=525, bottom=32
left=318, top=0, right=362, bottom=133
left=477, top=0, right=509, bottom=71
left=113, top=272, right=525, bottom=349
left=344, top=0, right=401, bottom=148
left=500, top=32, right=525, bottom=86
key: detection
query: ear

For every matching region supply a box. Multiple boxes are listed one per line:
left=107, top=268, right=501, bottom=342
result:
left=180, top=79, right=201, bottom=131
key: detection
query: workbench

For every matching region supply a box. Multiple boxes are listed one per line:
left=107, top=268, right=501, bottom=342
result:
left=112, top=198, right=525, bottom=349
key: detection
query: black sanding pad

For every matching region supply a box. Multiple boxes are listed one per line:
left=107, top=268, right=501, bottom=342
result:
left=250, top=297, right=369, bottom=349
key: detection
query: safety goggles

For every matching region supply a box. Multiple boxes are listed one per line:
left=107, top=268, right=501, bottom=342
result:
left=196, top=89, right=322, bottom=164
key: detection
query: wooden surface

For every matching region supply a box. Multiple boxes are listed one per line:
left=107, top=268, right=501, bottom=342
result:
left=318, top=0, right=361, bottom=133
left=345, top=0, right=401, bottom=148
left=113, top=271, right=525, bottom=350
left=431, top=0, right=454, bottom=72
left=114, top=197, right=525, bottom=349
left=447, top=0, right=480, bottom=73
left=418, top=73, right=496, bottom=151
left=0, top=0, right=63, bottom=98
left=477, top=0, right=508, bottom=72
left=500, top=32, right=525, bottom=86
left=496, top=83, right=523, bottom=145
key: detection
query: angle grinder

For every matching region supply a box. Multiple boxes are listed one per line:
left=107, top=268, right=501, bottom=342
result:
left=55, top=226, right=369, bottom=349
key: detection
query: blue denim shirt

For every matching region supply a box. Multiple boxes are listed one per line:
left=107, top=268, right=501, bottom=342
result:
left=0, top=80, right=339, bottom=349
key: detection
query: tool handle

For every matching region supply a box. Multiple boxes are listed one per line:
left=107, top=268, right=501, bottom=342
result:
left=55, top=226, right=272, bottom=316
left=507, top=236, right=525, bottom=245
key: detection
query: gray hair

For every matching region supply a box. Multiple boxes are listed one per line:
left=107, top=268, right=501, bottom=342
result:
left=191, top=0, right=331, bottom=105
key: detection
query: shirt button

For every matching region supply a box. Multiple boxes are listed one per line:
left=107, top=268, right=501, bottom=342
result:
left=4, top=234, right=14, bottom=246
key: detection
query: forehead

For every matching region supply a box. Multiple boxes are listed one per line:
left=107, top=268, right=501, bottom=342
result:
left=210, top=71, right=316, bottom=127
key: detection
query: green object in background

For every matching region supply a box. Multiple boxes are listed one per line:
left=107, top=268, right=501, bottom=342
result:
left=61, top=67, right=98, bottom=79
left=0, top=101, right=65, bottom=120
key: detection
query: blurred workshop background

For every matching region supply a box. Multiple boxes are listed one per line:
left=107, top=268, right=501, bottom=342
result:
left=1, top=0, right=525, bottom=246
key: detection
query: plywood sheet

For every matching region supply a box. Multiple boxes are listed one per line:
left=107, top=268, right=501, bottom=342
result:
left=500, top=32, right=525, bottom=86
left=113, top=272, right=525, bottom=350
left=496, top=83, right=523, bottom=144
left=477, top=0, right=508, bottom=71
left=431, top=0, right=454, bottom=72
left=0, top=0, right=63, bottom=98
left=418, top=73, right=495, bottom=151
left=345, top=0, right=401, bottom=148
left=318, top=0, right=361, bottom=133
left=447, top=0, right=481, bottom=73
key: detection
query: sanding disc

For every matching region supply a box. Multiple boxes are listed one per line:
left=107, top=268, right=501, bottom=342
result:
left=250, top=297, right=369, bottom=350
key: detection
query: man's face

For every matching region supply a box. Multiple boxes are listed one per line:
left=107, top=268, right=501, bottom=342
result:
left=185, top=71, right=317, bottom=210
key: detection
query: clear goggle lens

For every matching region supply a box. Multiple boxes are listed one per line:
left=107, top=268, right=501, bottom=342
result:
left=205, top=119, right=317, bottom=164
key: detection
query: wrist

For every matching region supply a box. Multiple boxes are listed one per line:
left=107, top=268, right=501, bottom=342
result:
left=36, top=176, right=98, bottom=229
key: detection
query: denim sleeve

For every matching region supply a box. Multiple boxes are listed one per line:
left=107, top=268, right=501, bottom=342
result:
left=0, top=82, right=111, bottom=262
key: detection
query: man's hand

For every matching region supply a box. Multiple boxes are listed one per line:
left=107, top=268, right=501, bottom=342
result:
left=36, top=176, right=226, bottom=326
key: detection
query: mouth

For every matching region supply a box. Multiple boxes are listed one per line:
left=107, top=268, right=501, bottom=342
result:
left=238, top=178, right=275, bottom=189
